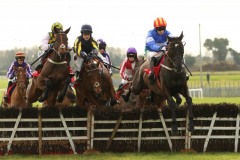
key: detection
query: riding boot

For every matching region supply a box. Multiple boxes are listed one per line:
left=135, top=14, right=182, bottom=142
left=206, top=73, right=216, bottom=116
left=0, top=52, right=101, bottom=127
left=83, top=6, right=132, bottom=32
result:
left=4, top=81, right=12, bottom=103
left=66, top=52, right=74, bottom=78
left=148, top=57, right=156, bottom=85
left=75, top=70, right=81, bottom=82
left=115, top=84, right=124, bottom=99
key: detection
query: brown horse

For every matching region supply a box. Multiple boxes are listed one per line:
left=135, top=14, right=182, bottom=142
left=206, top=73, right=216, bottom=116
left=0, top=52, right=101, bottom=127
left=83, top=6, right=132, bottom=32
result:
left=43, top=85, right=76, bottom=108
left=125, top=32, right=194, bottom=135
left=26, top=27, right=71, bottom=107
left=2, top=66, right=28, bottom=108
left=75, top=55, right=117, bottom=110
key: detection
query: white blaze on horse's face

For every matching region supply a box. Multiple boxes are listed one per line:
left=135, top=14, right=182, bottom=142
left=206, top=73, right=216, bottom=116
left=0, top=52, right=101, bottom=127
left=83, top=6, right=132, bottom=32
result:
left=60, top=44, right=66, bottom=49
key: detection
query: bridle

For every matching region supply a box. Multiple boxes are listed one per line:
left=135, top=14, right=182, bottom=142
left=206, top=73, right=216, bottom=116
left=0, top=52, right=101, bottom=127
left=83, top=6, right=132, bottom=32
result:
left=161, top=41, right=191, bottom=75
left=49, top=32, right=68, bottom=64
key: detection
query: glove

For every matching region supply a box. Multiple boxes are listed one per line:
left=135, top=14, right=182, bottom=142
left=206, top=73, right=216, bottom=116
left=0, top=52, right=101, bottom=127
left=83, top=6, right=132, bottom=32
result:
left=11, top=77, right=17, bottom=82
left=49, top=43, right=55, bottom=48
left=91, top=49, right=98, bottom=55
left=124, top=76, right=132, bottom=81
left=80, top=51, right=87, bottom=60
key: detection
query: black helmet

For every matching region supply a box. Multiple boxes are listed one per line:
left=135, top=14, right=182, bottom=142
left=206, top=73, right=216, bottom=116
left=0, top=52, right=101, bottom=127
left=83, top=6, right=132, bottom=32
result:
left=81, top=24, right=93, bottom=34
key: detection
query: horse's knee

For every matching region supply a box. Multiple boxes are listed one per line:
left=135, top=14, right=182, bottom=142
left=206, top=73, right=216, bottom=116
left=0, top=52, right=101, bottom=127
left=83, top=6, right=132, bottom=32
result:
left=186, top=97, right=192, bottom=105
left=175, top=96, right=182, bottom=105
left=45, top=80, right=52, bottom=87
left=167, top=98, right=175, bottom=107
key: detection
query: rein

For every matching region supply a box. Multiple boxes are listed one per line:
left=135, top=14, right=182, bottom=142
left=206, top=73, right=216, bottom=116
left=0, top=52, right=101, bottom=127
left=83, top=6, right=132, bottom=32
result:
left=47, top=58, right=67, bottom=65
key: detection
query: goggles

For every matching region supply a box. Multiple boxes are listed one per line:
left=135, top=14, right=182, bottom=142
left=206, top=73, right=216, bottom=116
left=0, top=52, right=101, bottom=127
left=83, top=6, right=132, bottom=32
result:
left=156, top=26, right=166, bottom=31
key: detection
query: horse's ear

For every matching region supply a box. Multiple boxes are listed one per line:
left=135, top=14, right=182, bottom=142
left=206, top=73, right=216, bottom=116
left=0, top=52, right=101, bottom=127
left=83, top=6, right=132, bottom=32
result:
left=64, top=27, right=71, bottom=34
left=179, top=31, right=184, bottom=41
left=167, top=35, right=173, bottom=42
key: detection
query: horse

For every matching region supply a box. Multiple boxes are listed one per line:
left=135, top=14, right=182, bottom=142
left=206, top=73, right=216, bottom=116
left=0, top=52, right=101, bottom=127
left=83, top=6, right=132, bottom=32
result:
left=43, top=85, right=76, bottom=108
left=124, top=32, right=194, bottom=135
left=2, top=66, right=28, bottom=108
left=75, top=54, right=117, bottom=111
left=26, top=27, right=72, bottom=107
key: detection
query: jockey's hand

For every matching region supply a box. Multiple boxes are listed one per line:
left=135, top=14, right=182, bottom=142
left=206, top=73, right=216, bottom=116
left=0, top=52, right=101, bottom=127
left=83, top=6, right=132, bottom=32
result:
left=49, top=43, right=55, bottom=48
left=124, top=77, right=132, bottom=81
left=11, top=77, right=17, bottom=82
left=80, top=51, right=87, bottom=60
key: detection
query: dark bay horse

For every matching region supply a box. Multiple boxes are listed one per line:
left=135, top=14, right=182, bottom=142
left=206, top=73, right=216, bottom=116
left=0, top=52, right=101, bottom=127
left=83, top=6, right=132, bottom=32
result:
left=125, top=32, right=194, bottom=135
left=2, top=66, right=28, bottom=108
left=26, top=27, right=71, bottom=107
left=75, top=55, right=117, bottom=110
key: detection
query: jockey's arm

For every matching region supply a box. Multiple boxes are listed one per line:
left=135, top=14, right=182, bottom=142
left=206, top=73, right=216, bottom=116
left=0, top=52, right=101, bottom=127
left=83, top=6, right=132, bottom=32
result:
left=26, top=64, right=33, bottom=78
left=39, top=33, right=51, bottom=51
left=120, top=61, right=126, bottom=79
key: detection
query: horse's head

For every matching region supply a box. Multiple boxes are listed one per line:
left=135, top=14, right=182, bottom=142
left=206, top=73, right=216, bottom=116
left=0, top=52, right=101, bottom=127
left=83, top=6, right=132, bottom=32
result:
left=166, top=31, right=185, bottom=73
left=53, top=27, right=71, bottom=58
left=14, top=66, right=28, bottom=96
left=84, top=58, right=103, bottom=97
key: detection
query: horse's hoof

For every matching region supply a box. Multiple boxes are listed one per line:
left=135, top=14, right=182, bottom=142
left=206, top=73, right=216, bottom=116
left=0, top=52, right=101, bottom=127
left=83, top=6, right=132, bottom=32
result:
left=122, top=95, right=129, bottom=102
left=57, top=96, right=64, bottom=103
left=38, top=97, right=45, bottom=102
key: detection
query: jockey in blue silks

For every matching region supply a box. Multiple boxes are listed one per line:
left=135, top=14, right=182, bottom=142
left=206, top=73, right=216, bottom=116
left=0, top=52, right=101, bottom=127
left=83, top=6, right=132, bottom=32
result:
left=145, top=17, right=173, bottom=85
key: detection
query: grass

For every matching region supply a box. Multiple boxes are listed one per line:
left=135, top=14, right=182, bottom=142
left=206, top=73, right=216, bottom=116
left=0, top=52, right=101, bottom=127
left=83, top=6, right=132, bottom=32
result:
left=1, top=152, right=240, bottom=160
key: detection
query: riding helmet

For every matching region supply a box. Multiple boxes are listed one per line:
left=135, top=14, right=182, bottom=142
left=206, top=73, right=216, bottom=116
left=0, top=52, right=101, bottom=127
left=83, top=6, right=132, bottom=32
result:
left=97, top=39, right=107, bottom=50
left=127, top=47, right=137, bottom=58
left=15, top=51, right=25, bottom=60
left=81, top=24, right=93, bottom=34
left=51, top=22, right=63, bottom=33
left=153, top=17, right=167, bottom=28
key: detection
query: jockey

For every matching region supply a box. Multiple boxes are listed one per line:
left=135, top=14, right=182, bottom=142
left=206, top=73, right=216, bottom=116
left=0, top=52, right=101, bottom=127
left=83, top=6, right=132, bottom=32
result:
left=116, top=47, right=138, bottom=98
left=4, top=51, right=32, bottom=103
left=97, top=38, right=113, bottom=75
left=73, top=24, right=105, bottom=82
left=34, top=22, right=74, bottom=77
left=146, top=17, right=173, bottom=85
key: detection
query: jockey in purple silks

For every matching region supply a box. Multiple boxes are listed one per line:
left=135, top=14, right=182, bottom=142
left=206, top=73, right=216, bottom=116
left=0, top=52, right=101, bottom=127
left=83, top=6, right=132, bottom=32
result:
left=4, top=51, right=32, bottom=102
left=97, top=38, right=113, bottom=75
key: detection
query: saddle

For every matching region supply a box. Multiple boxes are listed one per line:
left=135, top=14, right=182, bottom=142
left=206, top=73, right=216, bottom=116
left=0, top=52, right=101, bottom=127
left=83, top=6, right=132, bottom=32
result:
left=144, top=55, right=165, bottom=78
left=6, top=83, right=16, bottom=103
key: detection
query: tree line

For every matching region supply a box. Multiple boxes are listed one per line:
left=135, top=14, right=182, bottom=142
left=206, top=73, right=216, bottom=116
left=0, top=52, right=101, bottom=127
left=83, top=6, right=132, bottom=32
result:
left=1, top=37, right=240, bottom=75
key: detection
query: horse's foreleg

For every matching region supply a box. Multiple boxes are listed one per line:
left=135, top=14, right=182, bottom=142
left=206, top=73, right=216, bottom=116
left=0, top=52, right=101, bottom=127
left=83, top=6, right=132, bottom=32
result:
left=167, top=97, right=178, bottom=135
left=186, top=96, right=194, bottom=132
left=57, top=77, right=71, bottom=103
left=174, top=94, right=182, bottom=105
left=38, top=80, right=52, bottom=102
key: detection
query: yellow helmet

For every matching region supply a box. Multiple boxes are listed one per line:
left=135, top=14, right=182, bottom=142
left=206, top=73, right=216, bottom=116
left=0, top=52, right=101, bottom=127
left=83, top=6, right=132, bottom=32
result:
left=51, top=22, right=63, bottom=33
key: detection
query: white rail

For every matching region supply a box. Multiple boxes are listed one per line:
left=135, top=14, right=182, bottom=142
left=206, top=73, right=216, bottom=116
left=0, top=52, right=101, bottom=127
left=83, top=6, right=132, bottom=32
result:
left=189, top=88, right=203, bottom=98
